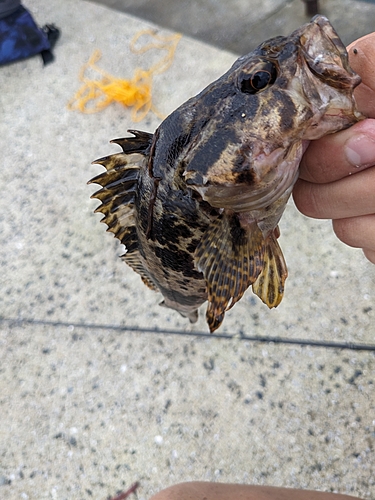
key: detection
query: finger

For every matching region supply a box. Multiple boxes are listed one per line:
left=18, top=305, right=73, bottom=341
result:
left=333, top=214, right=375, bottom=250
left=348, top=33, right=375, bottom=118
left=299, top=119, right=375, bottom=183
left=363, top=248, right=375, bottom=264
left=352, top=82, right=375, bottom=118
left=293, top=165, right=375, bottom=219
left=299, top=33, right=375, bottom=185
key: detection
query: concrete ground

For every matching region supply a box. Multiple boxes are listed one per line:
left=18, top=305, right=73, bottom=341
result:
left=92, top=0, right=375, bottom=54
left=1, top=0, right=375, bottom=499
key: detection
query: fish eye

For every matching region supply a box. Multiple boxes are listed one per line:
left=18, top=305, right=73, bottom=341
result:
left=240, top=61, right=277, bottom=94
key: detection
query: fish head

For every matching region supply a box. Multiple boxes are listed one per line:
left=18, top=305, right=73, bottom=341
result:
left=181, top=15, right=363, bottom=213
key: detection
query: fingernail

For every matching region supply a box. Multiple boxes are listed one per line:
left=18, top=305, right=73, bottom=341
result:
left=345, top=134, right=375, bottom=168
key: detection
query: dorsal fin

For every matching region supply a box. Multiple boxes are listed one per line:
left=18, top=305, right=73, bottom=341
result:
left=90, top=131, right=158, bottom=292
left=111, top=129, right=153, bottom=154
left=195, top=212, right=265, bottom=332
left=89, top=130, right=153, bottom=250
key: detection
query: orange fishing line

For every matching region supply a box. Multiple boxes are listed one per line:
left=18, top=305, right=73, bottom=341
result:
left=68, top=30, right=182, bottom=121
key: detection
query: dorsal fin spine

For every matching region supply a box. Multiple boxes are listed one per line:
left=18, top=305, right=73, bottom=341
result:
left=90, top=130, right=156, bottom=295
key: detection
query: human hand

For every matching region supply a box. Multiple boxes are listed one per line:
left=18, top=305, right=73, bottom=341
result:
left=293, top=33, right=375, bottom=264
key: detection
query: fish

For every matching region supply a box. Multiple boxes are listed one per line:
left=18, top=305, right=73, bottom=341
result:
left=89, top=15, right=363, bottom=333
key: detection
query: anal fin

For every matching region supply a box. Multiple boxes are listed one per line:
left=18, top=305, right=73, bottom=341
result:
left=195, top=212, right=265, bottom=333
left=252, top=230, right=288, bottom=308
left=122, top=250, right=157, bottom=291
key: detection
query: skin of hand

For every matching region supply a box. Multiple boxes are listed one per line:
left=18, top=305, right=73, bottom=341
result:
left=150, top=482, right=361, bottom=500
left=293, top=33, right=375, bottom=264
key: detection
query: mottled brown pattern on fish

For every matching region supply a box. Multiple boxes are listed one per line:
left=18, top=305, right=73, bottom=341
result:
left=90, top=16, right=363, bottom=332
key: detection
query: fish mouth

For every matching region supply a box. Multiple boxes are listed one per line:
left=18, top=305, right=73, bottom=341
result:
left=299, top=15, right=361, bottom=91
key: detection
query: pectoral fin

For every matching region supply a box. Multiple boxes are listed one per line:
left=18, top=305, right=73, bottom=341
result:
left=195, top=213, right=265, bottom=333
left=252, top=230, right=288, bottom=308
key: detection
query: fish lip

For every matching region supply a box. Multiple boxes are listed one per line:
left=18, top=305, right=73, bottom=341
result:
left=298, top=15, right=362, bottom=91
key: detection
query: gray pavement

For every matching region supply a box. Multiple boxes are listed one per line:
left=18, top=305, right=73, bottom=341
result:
left=92, top=0, right=375, bottom=54
left=1, top=0, right=375, bottom=499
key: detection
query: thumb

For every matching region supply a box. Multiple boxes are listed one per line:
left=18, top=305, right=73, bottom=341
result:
left=348, top=32, right=375, bottom=118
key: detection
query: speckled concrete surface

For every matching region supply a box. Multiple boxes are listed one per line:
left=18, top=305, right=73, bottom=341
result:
left=1, top=324, right=375, bottom=499
left=93, top=0, right=375, bottom=55
left=0, top=0, right=375, bottom=499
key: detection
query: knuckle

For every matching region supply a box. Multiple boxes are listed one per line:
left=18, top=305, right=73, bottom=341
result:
left=332, top=218, right=357, bottom=247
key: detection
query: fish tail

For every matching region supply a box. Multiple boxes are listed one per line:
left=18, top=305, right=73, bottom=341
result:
left=252, top=230, right=288, bottom=308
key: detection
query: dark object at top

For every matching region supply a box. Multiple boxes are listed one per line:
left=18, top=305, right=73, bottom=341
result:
left=302, top=0, right=320, bottom=16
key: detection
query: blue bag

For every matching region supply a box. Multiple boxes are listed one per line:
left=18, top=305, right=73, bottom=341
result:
left=0, top=1, right=59, bottom=65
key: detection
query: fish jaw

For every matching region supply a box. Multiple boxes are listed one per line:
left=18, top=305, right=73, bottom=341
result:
left=299, top=15, right=362, bottom=92
left=293, top=15, right=364, bottom=139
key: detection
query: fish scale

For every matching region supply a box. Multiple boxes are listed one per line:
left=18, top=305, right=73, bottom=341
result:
left=90, top=15, right=363, bottom=332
